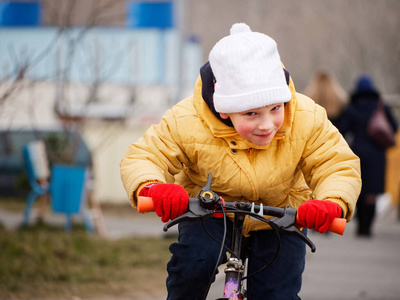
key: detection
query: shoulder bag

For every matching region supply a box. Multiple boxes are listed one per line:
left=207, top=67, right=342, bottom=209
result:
left=367, top=99, right=395, bottom=149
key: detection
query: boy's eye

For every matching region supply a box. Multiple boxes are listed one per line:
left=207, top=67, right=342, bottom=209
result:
left=271, top=105, right=281, bottom=111
left=245, top=112, right=256, bottom=116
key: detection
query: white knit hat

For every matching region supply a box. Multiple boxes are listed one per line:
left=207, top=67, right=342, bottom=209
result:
left=209, top=23, right=292, bottom=113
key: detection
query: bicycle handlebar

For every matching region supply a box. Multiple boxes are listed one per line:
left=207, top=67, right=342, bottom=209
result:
left=135, top=173, right=346, bottom=253
left=137, top=196, right=346, bottom=235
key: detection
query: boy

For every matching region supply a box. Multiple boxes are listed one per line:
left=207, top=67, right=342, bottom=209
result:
left=120, top=23, right=361, bottom=299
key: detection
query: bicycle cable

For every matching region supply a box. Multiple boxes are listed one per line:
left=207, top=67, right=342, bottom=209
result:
left=219, top=208, right=282, bottom=281
left=201, top=220, right=233, bottom=255
left=201, top=203, right=281, bottom=292
left=200, top=206, right=268, bottom=257
left=200, top=207, right=271, bottom=256
left=200, top=205, right=282, bottom=283
left=202, top=201, right=227, bottom=300
left=241, top=228, right=281, bottom=281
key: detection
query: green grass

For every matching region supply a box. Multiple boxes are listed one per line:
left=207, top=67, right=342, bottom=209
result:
left=0, top=222, right=175, bottom=299
left=0, top=197, right=27, bottom=211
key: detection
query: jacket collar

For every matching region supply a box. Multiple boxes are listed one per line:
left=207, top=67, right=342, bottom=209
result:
left=192, top=74, right=297, bottom=150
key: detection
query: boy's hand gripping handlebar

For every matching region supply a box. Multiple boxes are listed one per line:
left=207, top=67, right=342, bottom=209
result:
left=137, top=173, right=347, bottom=252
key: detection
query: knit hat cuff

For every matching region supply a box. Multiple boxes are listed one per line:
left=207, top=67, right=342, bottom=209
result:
left=214, top=86, right=292, bottom=113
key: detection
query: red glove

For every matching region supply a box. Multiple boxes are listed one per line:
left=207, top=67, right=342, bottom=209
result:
left=297, top=200, right=342, bottom=233
left=139, top=183, right=189, bottom=223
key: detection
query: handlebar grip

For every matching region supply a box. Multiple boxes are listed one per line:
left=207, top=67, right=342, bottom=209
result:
left=329, top=217, right=347, bottom=235
left=137, top=196, right=155, bottom=213
left=296, top=216, right=346, bottom=235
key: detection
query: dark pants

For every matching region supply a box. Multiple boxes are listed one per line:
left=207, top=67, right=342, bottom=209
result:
left=356, top=194, right=377, bottom=237
left=166, top=217, right=306, bottom=300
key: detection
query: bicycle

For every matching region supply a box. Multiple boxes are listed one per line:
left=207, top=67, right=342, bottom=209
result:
left=137, top=173, right=346, bottom=300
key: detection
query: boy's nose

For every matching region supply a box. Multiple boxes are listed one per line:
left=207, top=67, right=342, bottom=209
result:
left=257, top=118, right=272, bottom=130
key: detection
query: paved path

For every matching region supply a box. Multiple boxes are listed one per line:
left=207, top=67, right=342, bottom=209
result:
left=0, top=206, right=178, bottom=238
left=204, top=209, right=400, bottom=300
left=1, top=206, right=400, bottom=300
left=299, top=210, right=400, bottom=300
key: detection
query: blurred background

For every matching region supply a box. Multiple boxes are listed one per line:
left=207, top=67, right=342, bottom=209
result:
left=0, top=0, right=399, bottom=205
left=1, top=1, right=400, bottom=299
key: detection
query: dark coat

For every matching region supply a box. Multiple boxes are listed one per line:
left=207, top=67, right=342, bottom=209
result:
left=337, top=80, right=398, bottom=195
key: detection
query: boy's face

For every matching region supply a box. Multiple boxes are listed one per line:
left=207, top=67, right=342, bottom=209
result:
left=219, top=103, right=285, bottom=146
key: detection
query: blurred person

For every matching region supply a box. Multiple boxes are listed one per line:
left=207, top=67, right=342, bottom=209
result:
left=337, top=74, right=398, bottom=237
left=304, top=70, right=348, bottom=128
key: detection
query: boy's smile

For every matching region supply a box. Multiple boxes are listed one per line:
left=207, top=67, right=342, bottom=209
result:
left=220, top=103, right=285, bottom=146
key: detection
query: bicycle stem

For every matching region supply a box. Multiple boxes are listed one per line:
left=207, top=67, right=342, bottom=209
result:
left=223, top=213, right=246, bottom=299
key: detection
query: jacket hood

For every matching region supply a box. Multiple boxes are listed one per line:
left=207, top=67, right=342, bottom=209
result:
left=194, top=63, right=297, bottom=149
left=200, top=62, right=234, bottom=127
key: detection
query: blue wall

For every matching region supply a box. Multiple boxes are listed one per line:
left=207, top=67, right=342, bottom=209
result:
left=0, top=1, right=42, bottom=26
left=127, top=1, right=174, bottom=29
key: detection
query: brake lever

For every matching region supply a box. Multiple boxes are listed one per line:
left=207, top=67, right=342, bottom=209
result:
left=269, top=206, right=316, bottom=253
left=165, top=174, right=222, bottom=231
left=163, top=196, right=215, bottom=231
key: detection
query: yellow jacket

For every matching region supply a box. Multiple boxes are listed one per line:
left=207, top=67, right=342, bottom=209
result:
left=120, top=76, right=361, bottom=235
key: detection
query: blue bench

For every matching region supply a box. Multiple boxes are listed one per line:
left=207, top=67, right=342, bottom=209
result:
left=22, top=142, right=93, bottom=232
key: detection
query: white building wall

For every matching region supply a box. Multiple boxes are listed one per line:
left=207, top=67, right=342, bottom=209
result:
left=0, top=79, right=195, bottom=203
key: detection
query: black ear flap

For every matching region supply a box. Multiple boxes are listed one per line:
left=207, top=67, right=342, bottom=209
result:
left=284, top=68, right=290, bottom=85
left=200, top=62, right=233, bottom=127
left=200, top=62, right=215, bottom=104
